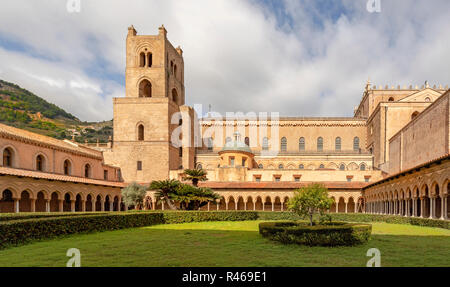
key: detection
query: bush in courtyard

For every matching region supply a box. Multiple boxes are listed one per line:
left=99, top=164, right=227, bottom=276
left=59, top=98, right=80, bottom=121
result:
left=121, top=182, right=147, bottom=210
left=287, top=183, right=334, bottom=226
left=259, top=221, right=372, bottom=246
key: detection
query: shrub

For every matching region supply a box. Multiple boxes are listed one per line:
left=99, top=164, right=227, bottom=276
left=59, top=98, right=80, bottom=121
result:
left=259, top=221, right=372, bottom=246
left=0, top=211, right=258, bottom=249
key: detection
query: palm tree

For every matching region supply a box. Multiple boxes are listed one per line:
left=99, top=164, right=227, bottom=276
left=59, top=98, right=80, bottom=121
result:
left=149, top=179, right=181, bottom=210
left=183, top=168, right=208, bottom=187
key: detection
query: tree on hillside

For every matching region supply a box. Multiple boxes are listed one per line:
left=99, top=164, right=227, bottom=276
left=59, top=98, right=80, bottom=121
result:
left=121, top=182, right=147, bottom=210
left=149, top=179, right=181, bottom=210
left=182, top=168, right=208, bottom=187
left=287, top=183, right=334, bottom=226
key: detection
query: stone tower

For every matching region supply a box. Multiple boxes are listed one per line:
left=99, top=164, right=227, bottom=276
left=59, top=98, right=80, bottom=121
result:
left=106, top=25, right=195, bottom=183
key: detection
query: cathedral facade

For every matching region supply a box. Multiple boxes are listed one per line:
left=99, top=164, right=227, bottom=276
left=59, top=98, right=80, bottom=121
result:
left=0, top=26, right=449, bottom=219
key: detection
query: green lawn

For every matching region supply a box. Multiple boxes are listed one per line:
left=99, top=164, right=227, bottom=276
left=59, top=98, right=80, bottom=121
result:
left=0, top=221, right=449, bottom=267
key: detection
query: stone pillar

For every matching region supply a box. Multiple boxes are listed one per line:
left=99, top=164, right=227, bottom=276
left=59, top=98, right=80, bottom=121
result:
left=110, top=202, right=114, bottom=212
left=208, top=202, right=211, bottom=211
left=45, top=200, right=50, bottom=212
left=253, top=202, right=256, bottom=211
left=429, top=198, right=434, bottom=219
left=100, top=200, right=105, bottom=212
left=413, top=199, right=417, bottom=217
left=70, top=200, right=75, bottom=212
left=271, top=202, right=274, bottom=212
left=217, top=203, right=219, bottom=211
left=235, top=202, right=238, bottom=210
left=440, top=196, right=446, bottom=220
left=225, top=201, right=228, bottom=210
left=152, top=201, right=156, bottom=210
left=59, top=200, right=64, bottom=212
left=345, top=202, right=348, bottom=213
left=354, top=202, right=357, bottom=213
left=335, top=203, right=338, bottom=213
left=14, top=199, right=19, bottom=213
left=443, top=196, right=448, bottom=220
left=420, top=198, right=424, bottom=218
left=81, top=200, right=86, bottom=212
left=281, top=202, right=284, bottom=212
left=30, top=199, right=36, bottom=212
left=162, top=201, right=165, bottom=210
left=262, top=201, right=265, bottom=211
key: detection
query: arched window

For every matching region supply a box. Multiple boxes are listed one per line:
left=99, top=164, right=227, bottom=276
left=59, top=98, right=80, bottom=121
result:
left=170, top=61, right=174, bottom=74
left=339, top=164, right=345, bottom=171
left=84, top=164, right=91, bottom=178
left=424, top=97, right=431, bottom=102
left=262, top=137, right=269, bottom=151
left=63, top=160, right=71, bottom=175
left=335, top=137, right=341, bottom=151
left=139, top=79, right=152, bottom=98
left=138, top=124, right=144, bottom=141
left=388, top=97, right=394, bottom=102
left=139, top=52, right=146, bottom=67
left=411, top=111, right=419, bottom=120
left=278, top=164, right=284, bottom=169
left=36, top=155, right=44, bottom=171
left=299, top=137, right=305, bottom=151
left=172, top=88, right=178, bottom=103
left=258, top=163, right=263, bottom=169
left=147, top=53, right=152, bottom=67
left=319, top=164, right=325, bottom=169
left=174, top=65, right=177, bottom=78
left=360, top=163, right=366, bottom=171
left=317, top=137, right=323, bottom=151
left=2, top=148, right=13, bottom=167
left=353, top=137, right=360, bottom=151
left=299, top=164, right=304, bottom=170
left=196, top=164, right=203, bottom=170
left=280, top=137, right=287, bottom=152
left=245, top=137, right=250, bottom=146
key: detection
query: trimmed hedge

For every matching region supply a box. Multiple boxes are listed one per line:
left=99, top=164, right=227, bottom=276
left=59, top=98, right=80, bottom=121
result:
left=0, top=211, right=257, bottom=248
left=0, top=212, right=111, bottom=222
left=259, top=221, right=372, bottom=246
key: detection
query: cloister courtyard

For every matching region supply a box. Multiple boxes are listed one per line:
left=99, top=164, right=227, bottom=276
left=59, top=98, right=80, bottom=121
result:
left=0, top=219, right=448, bottom=267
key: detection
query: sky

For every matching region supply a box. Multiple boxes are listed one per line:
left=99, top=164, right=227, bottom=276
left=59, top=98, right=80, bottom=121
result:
left=0, top=0, right=449, bottom=121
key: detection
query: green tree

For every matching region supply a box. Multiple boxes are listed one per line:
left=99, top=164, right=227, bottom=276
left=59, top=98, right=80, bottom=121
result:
left=121, top=182, right=147, bottom=210
left=287, top=183, right=334, bottom=226
left=182, top=168, right=208, bottom=187
left=171, top=184, right=221, bottom=210
left=149, top=179, right=181, bottom=210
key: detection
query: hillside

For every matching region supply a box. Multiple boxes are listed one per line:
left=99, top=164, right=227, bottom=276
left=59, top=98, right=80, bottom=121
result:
left=0, top=79, right=113, bottom=143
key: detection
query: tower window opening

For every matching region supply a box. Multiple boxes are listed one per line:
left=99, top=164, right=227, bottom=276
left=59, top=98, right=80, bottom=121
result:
left=139, top=80, right=152, bottom=98
left=147, top=53, right=152, bottom=67
left=138, top=124, right=144, bottom=141
left=139, top=52, right=146, bottom=67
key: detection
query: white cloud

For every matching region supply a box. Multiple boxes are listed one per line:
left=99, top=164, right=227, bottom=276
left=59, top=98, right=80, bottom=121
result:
left=0, top=0, right=448, bottom=121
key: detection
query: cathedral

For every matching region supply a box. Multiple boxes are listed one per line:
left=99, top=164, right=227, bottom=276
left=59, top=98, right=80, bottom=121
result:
left=1, top=26, right=449, bottom=219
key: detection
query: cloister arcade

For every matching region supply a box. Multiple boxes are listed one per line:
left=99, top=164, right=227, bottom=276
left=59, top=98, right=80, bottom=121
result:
left=364, top=163, right=449, bottom=220
left=144, top=190, right=365, bottom=213
left=0, top=176, right=124, bottom=213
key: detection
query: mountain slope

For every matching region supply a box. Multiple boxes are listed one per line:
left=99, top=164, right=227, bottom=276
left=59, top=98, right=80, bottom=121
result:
left=0, top=79, right=112, bottom=143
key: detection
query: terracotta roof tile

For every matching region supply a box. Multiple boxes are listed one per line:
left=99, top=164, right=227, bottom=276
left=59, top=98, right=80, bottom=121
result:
left=0, top=123, right=103, bottom=159
left=0, top=166, right=125, bottom=188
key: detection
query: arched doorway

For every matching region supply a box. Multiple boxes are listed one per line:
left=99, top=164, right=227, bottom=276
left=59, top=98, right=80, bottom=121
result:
left=86, top=194, right=93, bottom=212
left=95, top=195, right=102, bottom=211
left=347, top=197, right=355, bottom=213
left=0, top=189, right=14, bottom=213
left=63, top=193, right=72, bottom=212
left=228, top=197, right=236, bottom=210
left=274, top=197, right=282, bottom=211
left=330, top=197, right=336, bottom=213
left=75, top=194, right=82, bottom=212
left=50, top=192, right=59, bottom=212
left=139, top=79, right=152, bottom=98
left=36, top=191, right=46, bottom=212
left=246, top=197, right=253, bottom=211
left=255, top=197, right=263, bottom=210
left=113, top=196, right=119, bottom=211
left=104, top=195, right=111, bottom=211
left=236, top=197, right=245, bottom=210
left=338, top=197, right=346, bottom=213
left=264, top=197, right=272, bottom=211
left=19, top=190, right=32, bottom=212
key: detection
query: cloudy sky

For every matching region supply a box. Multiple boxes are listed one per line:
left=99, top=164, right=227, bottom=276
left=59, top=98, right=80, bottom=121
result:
left=0, top=0, right=449, bottom=121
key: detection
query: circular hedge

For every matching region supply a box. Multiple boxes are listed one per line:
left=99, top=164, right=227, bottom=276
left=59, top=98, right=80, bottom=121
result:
left=259, top=221, right=372, bottom=246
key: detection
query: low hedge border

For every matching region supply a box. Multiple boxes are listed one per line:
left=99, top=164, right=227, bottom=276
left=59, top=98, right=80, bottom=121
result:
left=259, top=221, right=372, bottom=246
left=0, top=211, right=258, bottom=249
left=0, top=211, right=447, bottom=249
left=0, top=212, right=112, bottom=222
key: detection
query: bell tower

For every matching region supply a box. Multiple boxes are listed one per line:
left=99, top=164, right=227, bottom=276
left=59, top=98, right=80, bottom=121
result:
left=106, top=25, right=194, bottom=183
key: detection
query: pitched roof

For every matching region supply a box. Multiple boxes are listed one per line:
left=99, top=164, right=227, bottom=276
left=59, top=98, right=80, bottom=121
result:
left=0, top=123, right=103, bottom=159
left=199, top=181, right=366, bottom=190
left=0, top=166, right=125, bottom=188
